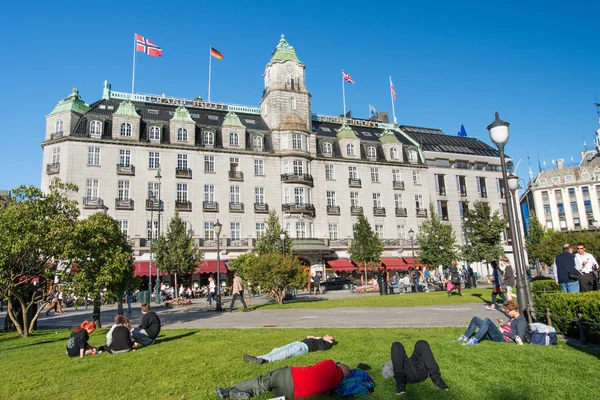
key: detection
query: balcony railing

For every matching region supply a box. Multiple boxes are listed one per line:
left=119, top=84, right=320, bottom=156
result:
left=416, top=208, right=428, bottom=217
left=145, top=199, right=163, bottom=211
left=350, top=206, right=363, bottom=215
left=254, top=203, right=269, bottom=213
left=46, top=162, right=60, bottom=175
left=175, top=168, right=192, bottom=179
left=229, top=171, right=244, bottom=181
left=227, top=238, right=250, bottom=247
left=229, top=202, right=245, bottom=212
left=281, top=174, right=314, bottom=187
left=282, top=203, right=315, bottom=216
left=459, top=187, right=468, bottom=196
left=116, top=164, right=135, bottom=175
left=393, top=181, right=405, bottom=190
left=115, top=198, right=134, bottom=210
left=203, top=201, right=219, bottom=212
left=82, top=197, right=104, bottom=209
left=329, top=239, right=349, bottom=247
left=382, top=238, right=403, bottom=247
left=395, top=207, right=407, bottom=217
left=51, top=131, right=63, bottom=140
left=327, top=205, right=341, bottom=215
left=175, top=201, right=192, bottom=211
left=198, top=239, right=219, bottom=248
left=252, top=146, right=264, bottom=152
left=348, top=178, right=362, bottom=188
left=373, top=207, right=386, bottom=216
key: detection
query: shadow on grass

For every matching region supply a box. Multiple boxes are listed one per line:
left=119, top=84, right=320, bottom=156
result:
left=250, top=297, right=328, bottom=310
left=1, top=337, right=69, bottom=352
left=564, top=339, right=600, bottom=359
left=469, top=293, right=487, bottom=304
left=155, top=331, right=197, bottom=344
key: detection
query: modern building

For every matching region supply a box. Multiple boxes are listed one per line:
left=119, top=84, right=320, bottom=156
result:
left=41, top=35, right=510, bottom=284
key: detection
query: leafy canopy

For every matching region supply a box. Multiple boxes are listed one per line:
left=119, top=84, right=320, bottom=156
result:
left=461, top=201, right=507, bottom=265
left=417, top=203, right=458, bottom=267
left=254, top=210, right=292, bottom=256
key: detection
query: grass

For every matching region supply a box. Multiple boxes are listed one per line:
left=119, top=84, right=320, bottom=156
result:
left=251, top=288, right=493, bottom=309
left=0, top=327, right=598, bottom=400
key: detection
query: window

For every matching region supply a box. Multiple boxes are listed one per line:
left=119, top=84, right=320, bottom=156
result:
left=436, top=174, right=446, bottom=195
left=177, top=154, right=188, bottom=170
left=326, top=191, right=336, bottom=207
left=204, top=131, right=214, bottom=146
left=296, top=222, right=306, bottom=238
left=120, top=123, right=132, bottom=137
left=87, top=147, right=100, bottom=165
left=459, top=201, right=469, bottom=219
left=477, top=177, right=487, bottom=197
left=292, top=134, right=302, bottom=149
left=329, top=224, right=339, bottom=240
left=367, top=146, right=376, bottom=159
left=85, top=179, right=99, bottom=199
left=455, top=161, right=470, bottom=169
left=437, top=200, right=449, bottom=220
left=255, top=187, right=265, bottom=204
left=148, top=152, right=160, bottom=169
left=350, top=192, right=360, bottom=207
left=229, top=132, right=239, bottom=146
left=539, top=178, right=547, bottom=184
left=552, top=177, right=560, bottom=183
left=148, top=182, right=159, bottom=199
left=371, top=167, right=380, bottom=183
left=291, top=97, right=297, bottom=110
left=204, top=156, right=214, bottom=172
left=373, top=193, right=382, bottom=208
left=457, top=176, right=467, bottom=196
left=177, top=183, right=188, bottom=202
left=149, top=126, right=161, bottom=141
left=204, top=184, right=215, bottom=202
left=90, top=120, right=102, bottom=136
left=256, top=222, right=266, bottom=239
left=120, top=149, right=131, bottom=167
left=231, top=222, right=241, bottom=241
left=204, top=222, right=215, bottom=240
left=397, top=224, right=406, bottom=239
left=51, top=147, right=60, bottom=164
left=497, top=178, right=506, bottom=198
left=348, top=166, right=357, bottom=180
left=147, top=220, right=158, bottom=241
left=253, top=136, right=263, bottom=150
left=408, top=150, right=418, bottom=162
left=415, top=194, right=424, bottom=210
left=412, top=171, right=422, bottom=185
left=117, top=180, right=130, bottom=200
left=230, top=186, right=241, bottom=203
left=394, top=193, right=403, bottom=208
left=293, top=160, right=304, bottom=175
left=544, top=205, right=551, bottom=216
left=374, top=224, right=384, bottom=239
left=55, top=120, right=63, bottom=133
left=294, top=187, right=305, bottom=204
left=323, top=142, right=332, bottom=156
left=254, top=159, right=264, bottom=175
left=346, top=144, right=355, bottom=156
left=118, top=220, right=129, bottom=238
left=325, top=164, right=335, bottom=180
left=390, top=147, right=399, bottom=160
left=571, top=201, right=578, bottom=213
left=392, top=169, right=401, bottom=183
left=568, top=187, right=576, bottom=199
left=177, top=128, right=188, bottom=142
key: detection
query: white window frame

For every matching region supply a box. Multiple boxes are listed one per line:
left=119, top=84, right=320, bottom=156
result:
left=231, top=222, right=241, bottom=240
left=148, top=182, right=159, bottom=199
left=117, top=180, right=130, bottom=201
left=120, top=149, right=131, bottom=167
left=148, top=152, right=160, bottom=169
left=90, top=120, right=102, bottom=136
left=254, top=159, right=264, bottom=176
left=55, top=120, right=63, bottom=134
left=371, top=167, right=380, bottom=183
left=294, top=187, right=305, bottom=205
left=367, top=146, right=376, bottom=158
left=204, top=184, right=215, bottom=202
left=415, top=194, right=424, bottom=209
left=292, top=134, right=302, bottom=150
left=230, top=186, right=241, bottom=203
left=374, top=224, right=384, bottom=239
left=394, top=193, right=403, bottom=208
left=329, top=223, right=339, bottom=240
left=87, top=147, right=100, bottom=165
left=147, top=220, right=159, bottom=241
left=373, top=193, right=382, bottom=208
left=255, top=187, right=265, bottom=204
left=296, top=222, right=306, bottom=238
left=204, top=222, right=215, bottom=240
left=120, top=122, right=132, bottom=137
left=392, top=169, right=401, bottom=183
left=323, top=142, right=332, bottom=156
left=325, top=164, right=335, bottom=180
left=149, top=126, right=161, bottom=141
left=253, top=136, right=263, bottom=150
left=348, top=166, right=357, bottom=180
left=204, top=155, right=215, bottom=172
left=85, top=179, right=99, bottom=199
left=119, top=220, right=129, bottom=238
left=51, top=147, right=60, bottom=164
left=326, top=191, right=336, bottom=207
left=293, top=160, right=304, bottom=175
left=390, top=147, right=399, bottom=160
left=177, top=183, right=188, bottom=202
left=412, top=170, right=422, bottom=185
left=350, top=192, right=360, bottom=207
left=346, top=143, right=355, bottom=156
left=204, top=131, right=214, bottom=146
left=256, top=222, right=266, bottom=239
left=229, top=132, right=239, bottom=146
left=177, top=128, right=188, bottom=142
left=177, top=153, right=188, bottom=170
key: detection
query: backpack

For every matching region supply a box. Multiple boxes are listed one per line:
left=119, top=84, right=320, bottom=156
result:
left=524, top=323, right=558, bottom=346
left=332, top=368, right=375, bottom=397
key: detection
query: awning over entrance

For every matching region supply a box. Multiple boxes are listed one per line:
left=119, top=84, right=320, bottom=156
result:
left=292, top=239, right=334, bottom=255
left=326, top=259, right=356, bottom=272
left=380, top=257, right=410, bottom=271
left=133, top=261, right=157, bottom=277
left=196, top=260, right=228, bottom=274
left=399, top=257, right=423, bottom=269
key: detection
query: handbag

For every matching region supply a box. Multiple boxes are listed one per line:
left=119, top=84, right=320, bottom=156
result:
left=492, top=285, right=505, bottom=294
left=568, top=272, right=580, bottom=281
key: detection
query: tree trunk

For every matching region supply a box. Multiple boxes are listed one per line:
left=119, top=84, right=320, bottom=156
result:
left=364, top=265, right=367, bottom=286
left=174, top=273, right=178, bottom=298
left=93, top=293, right=102, bottom=328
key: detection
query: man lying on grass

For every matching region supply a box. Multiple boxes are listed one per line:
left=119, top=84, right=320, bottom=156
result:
left=243, top=335, right=335, bottom=364
left=455, top=300, right=527, bottom=346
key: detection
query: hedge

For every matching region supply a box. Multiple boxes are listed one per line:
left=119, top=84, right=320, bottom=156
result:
left=531, top=279, right=560, bottom=294
left=533, top=291, right=600, bottom=343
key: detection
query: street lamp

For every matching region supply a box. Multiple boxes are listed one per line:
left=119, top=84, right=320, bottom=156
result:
left=408, top=227, right=415, bottom=269
left=280, top=230, right=286, bottom=257
left=155, top=165, right=162, bottom=305
left=214, top=219, right=223, bottom=311
left=148, top=192, right=155, bottom=302
left=487, top=112, right=530, bottom=315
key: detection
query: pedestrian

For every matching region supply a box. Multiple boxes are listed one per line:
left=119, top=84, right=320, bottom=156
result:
left=131, top=303, right=161, bottom=346
left=312, top=272, right=322, bottom=295
left=66, top=320, right=98, bottom=358
left=126, top=291, right=133, bottom=314
left=574, top=243, right=598, bottom=292
left=486, top=260, right=506, bottom=310
left=207, top=275, right=216, bottom=306
left=229, top=271, right=249, bottom=312
left=243, top=335, right=336, bottom=364
left=402, top=274, right=410, bottom=293
left=554, top=243, right=580, bottom=293
left=502, top=256, right=517, bottom=301
left=447, top=260, right=462, bottom=297
left=468, top=266, right=476, bottom=288
left=100, top=315, right=133, bottom=354
left=455, top=300, right=527, bottom=346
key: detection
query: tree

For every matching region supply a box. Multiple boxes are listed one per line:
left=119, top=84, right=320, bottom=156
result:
left=0, top=182, right=79, bottom=337
left=417, top=203, right=458, bottom=268
left=254, top=210, right=292, bottom=256
left=348, top=211, right=383, bottom=284
left=63, top=212, right=135, bottom=327
left=461, top=201, right=507, bottom=275
left=524, top=212, right=547, bottom=264
left=152, top=211, right=203, bottom=298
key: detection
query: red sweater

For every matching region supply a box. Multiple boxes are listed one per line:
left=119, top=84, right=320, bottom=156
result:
left=291, top=359, right=343, bottom=398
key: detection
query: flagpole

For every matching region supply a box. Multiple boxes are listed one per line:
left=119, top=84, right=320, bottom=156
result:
left=389, top=76, right=397, bottom=124
left=208, top=45, right=212, bottom=103
left=132, top=34, right=137, bottom=95
left=342, top=69, right=347, bottom=118
left=368, top=103, right=371, bottom=119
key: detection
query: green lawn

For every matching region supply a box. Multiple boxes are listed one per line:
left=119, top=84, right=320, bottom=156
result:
left=0, top=327, right=598, bottom=400
left=251, top=288, right=493, bottom=309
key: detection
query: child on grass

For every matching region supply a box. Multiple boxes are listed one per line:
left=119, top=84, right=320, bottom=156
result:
left=66, top=320, right=98, bottom=358
left=100, top=315, right=133, bottom=354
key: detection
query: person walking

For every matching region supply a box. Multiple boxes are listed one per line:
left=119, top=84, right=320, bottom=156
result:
left=312, top=272, right=323, bottom=295
left=207, top=275, right=216, bottom=306
left=486, top=260, right=507, bottom=310
left=243, top=335, right=336, bottom=364
left=447, top=260, right=462, bottom=297
left=502, top=256, right=517, bottom=301
left=229, top=272, right=249, bottom=312
left=574, top=243, right=598, bottom=292
left=554, top=244, right=580, bottom=293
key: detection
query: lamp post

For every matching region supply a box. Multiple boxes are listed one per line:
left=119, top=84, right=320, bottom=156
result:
left=214, top=219, right=223, bottom=311
left=487, top=113, right=529, bottom=315
left=155, top=165, right=162, bottom=304
left=408, top=227, right=415, bottom=271
left=148, top=192, right=155, bottom=302
left=280, top=230, right=286, bottom=257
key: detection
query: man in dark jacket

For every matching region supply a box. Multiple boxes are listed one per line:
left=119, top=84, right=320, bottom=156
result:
left=131, top=303, right=161, bottom=346
left=554, top=244, right=580, bottom=293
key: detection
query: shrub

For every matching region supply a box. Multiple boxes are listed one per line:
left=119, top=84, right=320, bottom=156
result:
left=163, top=298, right=192, bottom=308
left=533, top=291, right=600, bottom=343
left=531, top=279, right=559, bottom=294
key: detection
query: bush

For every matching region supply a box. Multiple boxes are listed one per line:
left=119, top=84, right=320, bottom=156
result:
left=533, top=291, right=600, bottom=343
left=531, top=279, right=559, bottom=294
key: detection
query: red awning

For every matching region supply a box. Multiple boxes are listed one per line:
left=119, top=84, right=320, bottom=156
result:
left=399, top=257, right=423, bottom=269
left=352, top=260, right=382, bottom=269
left=196, top=260, right=228, bottom=274
left=133, top=261, right=157, bottom=277
left=326, top=259, right=356, bottom=272
left=380, top=257, right=411, bottom=271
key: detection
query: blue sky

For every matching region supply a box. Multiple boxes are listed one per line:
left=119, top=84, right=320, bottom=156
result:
left=1, top=1, right=599, bottom=189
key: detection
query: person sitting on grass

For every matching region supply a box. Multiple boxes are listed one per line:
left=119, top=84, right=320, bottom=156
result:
left=216, top=359, right=350, bottom=399
left=66, top=320, right=98, bottom=358
left=454, top=300, right=527, bottom=346
left=243, top=335, right=336, bottom=364
left=131, top=303, right=161, bottom=347
left=99, top=315, right=133, bottom=354
left=381, top=340, right=449, bottom=396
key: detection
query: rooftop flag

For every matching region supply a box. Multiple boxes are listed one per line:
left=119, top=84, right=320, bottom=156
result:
left=390, top=78, right=397, bottom=100
left=342, top=71, right=355, bottom=84
left=135, top=34, right=162, bottom=57
left=370, top=104, right=377, bottom=115
left=458, top=124, right=468, bottom=137
left=210, top=46, right=224, bottom=60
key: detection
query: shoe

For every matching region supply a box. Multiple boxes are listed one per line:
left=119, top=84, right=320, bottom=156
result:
left=243, top=354, right=266, bottom=365
left=431, top=374, right=449, bottom=390
left=133, top=343, right=141, bottom=348
left=395, top=381, right=406, bottom=396
left=464, top=338, right=479, bottom=346
left=228, top=389, right=251, bottom=399
left=453, top=335, right=468, bottom=342
left=485, top=305, right=496, bottom=310
left=216, top=387, right=230, bottom=399
left=242, top=309, right=250, bottom=312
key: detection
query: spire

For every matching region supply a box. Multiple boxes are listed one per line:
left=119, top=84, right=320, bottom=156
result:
left=270, top=34, right=301, bottom=64
left=336, top=122, right=358, bottom=139
left=49, top=88, right=89, bottom=115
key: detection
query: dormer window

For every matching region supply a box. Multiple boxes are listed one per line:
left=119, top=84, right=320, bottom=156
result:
left=120, top=122, right=132, bottom=137
left=323, top=142, right=332, bottom=156
left=177, top=128, right=188, bottom=142
left=204, top=131, right=214, bottom=146
left=90, top=120, right=102, bottom=137
left=408, top=150, right=418, bottom=163
left=367, top=146, right=376, bottom=159
left=55, top=120, right=63, bottom=134
left=230, top=132, right=239, bottom=146
left=253, top=136, right=263, bottom=151
left=346, top=144, right=355, bottom=156
left=149, top=126, right=160, bottom=141
left=390, top=147, right=399, bottom=160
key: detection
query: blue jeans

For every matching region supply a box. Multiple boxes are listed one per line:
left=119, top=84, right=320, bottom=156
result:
left=132, top=329, right=154, bottom=346
left=259, top=341, right=309, bottom=362
left=463, top=316, right=505, bottom=342
left=561, top=281, right=580, bottom=293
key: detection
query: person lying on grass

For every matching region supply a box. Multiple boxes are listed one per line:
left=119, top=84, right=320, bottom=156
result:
left=243, top=335, right=336, bottom=364
left=454, top=300, right=527, bottom=346
left=216, top=359, right=350, bottom=399
left=66, top=320, right=98, bottom=358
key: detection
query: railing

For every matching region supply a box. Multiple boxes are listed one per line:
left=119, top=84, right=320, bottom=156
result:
left=416, top=208, right=428, bottom=217
left=254, top=203, right=269, bottom=213
left=480, top=190, right=488, bottom=198
left=227, top=238, right=250, bottom=247
left=459, top=187, right=468, bottom=196
left=348, top=178, right=362, bottom=187
left=46, top=162, right=60, bottom=175
left=350, top=206, right=363, bottom=215
left=252, top=146, right=264, bottom=152
left=382, top=238, right=403, bottom=247
left=281, top=173, right=314, bottom=187
left=116, top=164, right=135, bottom=175
left=282, top=203, right=315, bottom=216
left=373, top=207, right=386, bottom=216
left=51, top=131, right=63, bottom=140
left=229, top=171, right=244, bottom=181
left=82, top=197, right=104, bottom=209
left=395, top=207, right=407, bottom=217
left=145, top=199, right=163, bottom=211
left=175, top=168, right=192, bottom=178
left=175, top=201, right=192, bottom=211
left=329, top=239, right=349, bottom=247
left=368, top=156, right=377, bottom=162
left=393, top=181, right=405, bottom=190
left=327, top=205, right=341, bottom=215
left=544, top=307, right=600, bottom=345
left=115, top=198, right=134, bottom=210
left=198, top=239, right=219, bottom=248
left=203, top=201, right=219, bottom=212
left=229, top=202, right=245, bottom=212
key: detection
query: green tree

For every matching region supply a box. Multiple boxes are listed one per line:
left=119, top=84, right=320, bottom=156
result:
left=417, top=203, right=458, bottom=267
left=0, top=182, right=79, bottom=337
left=63, top=212, right=135, bottom=327
left=254, top=210, right=292, bottom=256
left=461, top=201, right=507, bottom=275
left=152, top=211, right=204, bottom=298
left=348, top=211, right=383, bottom=284
left=524, top=212, right=547, bottom=264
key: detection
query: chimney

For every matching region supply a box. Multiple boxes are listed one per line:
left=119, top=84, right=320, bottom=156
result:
left=556, top=158, right=564, bottom=170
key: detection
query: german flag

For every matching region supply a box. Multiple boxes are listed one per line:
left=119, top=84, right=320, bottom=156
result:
left=210, top=46, right=224, bottom=60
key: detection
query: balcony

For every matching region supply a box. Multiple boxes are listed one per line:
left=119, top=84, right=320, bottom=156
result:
left=82, top=197, right=105, bottom=209
left=350, top=206, right=363, bottom=216
left=329, top=239, right=349, bottom=247
left=227, top=238, right=251, bottom=247
left=348, top=178, right=362, bottom=188
left=229, top=171, right=244, bottom=181
left=145, top=198, right=163, bottom=211
left=459, top=188, right=468, bottom=197
left=203, top=201, right=219, bottom=212
left=115, top=198, right=134, bottom=210
left=254, top=203, right=269, bottom=213
left=395, top=207, right=407, bottom=217
left=116, top=164, right=135, bottom=175
left=175, top=168, right=192, bottom=179
left=282, top=203, right=315, bottom=216
left=46, top=162, right=60, bottom=175
left=382, top=238, right=403, bottom=247
left=198, top=239, right=218, bottom=248
left=393, top=181, right=405, bottom=190
left=327, top=205, right=341, bottom=215
left=281, top=173, right=314, bottom=187
left=252, top=146, right=264, bottom=152
left=416, top=208, right=428, bottom=218
left=51, top=131, right=63, bottom=140
left=229, top=202, right=245, bottom=213
left=373, top=207, right=386, bottom=216
left=175, top=201, right=192, bottom=211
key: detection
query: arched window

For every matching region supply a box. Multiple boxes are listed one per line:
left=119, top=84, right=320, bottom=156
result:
left=89, top=120, right=102, bottom=136
left=204, top=131, right=214, bottom=146
left=149, top=126, right=160, bottom=141
left=120, top=122, right=132, bottom=137
left=177, top=128, right=188, bottom=142
left=346, top=144, right=355, bottom=156
left=323, top=142, right=332, bottom=156
left=230, top=132, right=239, bottom=146
left=253, top=136, right=263, bottom=150
left=408, top=150, right=418, bottom=162
left=390, top=147, right=399, bottom=160
left=367, top=146, right=376, bottom=158
left=55, top=120, right=63, bottom=134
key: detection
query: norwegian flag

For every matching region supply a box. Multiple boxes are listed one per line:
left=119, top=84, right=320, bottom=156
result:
left=136, top=34, right=162, bottom=57
left=390, top=78, right=397, bottom=100
left=342, top=71, right=355, bottom=84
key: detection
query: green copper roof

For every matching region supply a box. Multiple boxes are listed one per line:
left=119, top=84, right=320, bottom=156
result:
left=170, top=105, right=195, bottom=123
left=222, top=111, right=245, bottom=128
left=113, top=100, right=140, bottom=118
left=270, top=34, right=301, bottom=64
left=379, top=129, right=400, bottom=143
left=49, top=88, right=89, bottom=115
left=336, top=122, right=358, bottom=139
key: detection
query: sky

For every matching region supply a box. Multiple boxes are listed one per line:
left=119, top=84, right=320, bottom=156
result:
left=1, top=1, right=599, bottom=190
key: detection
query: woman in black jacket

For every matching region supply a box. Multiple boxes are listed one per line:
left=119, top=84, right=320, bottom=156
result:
left=100, top=315, right=133, bottom=354
left=502, top=256, right=517, bottom=301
